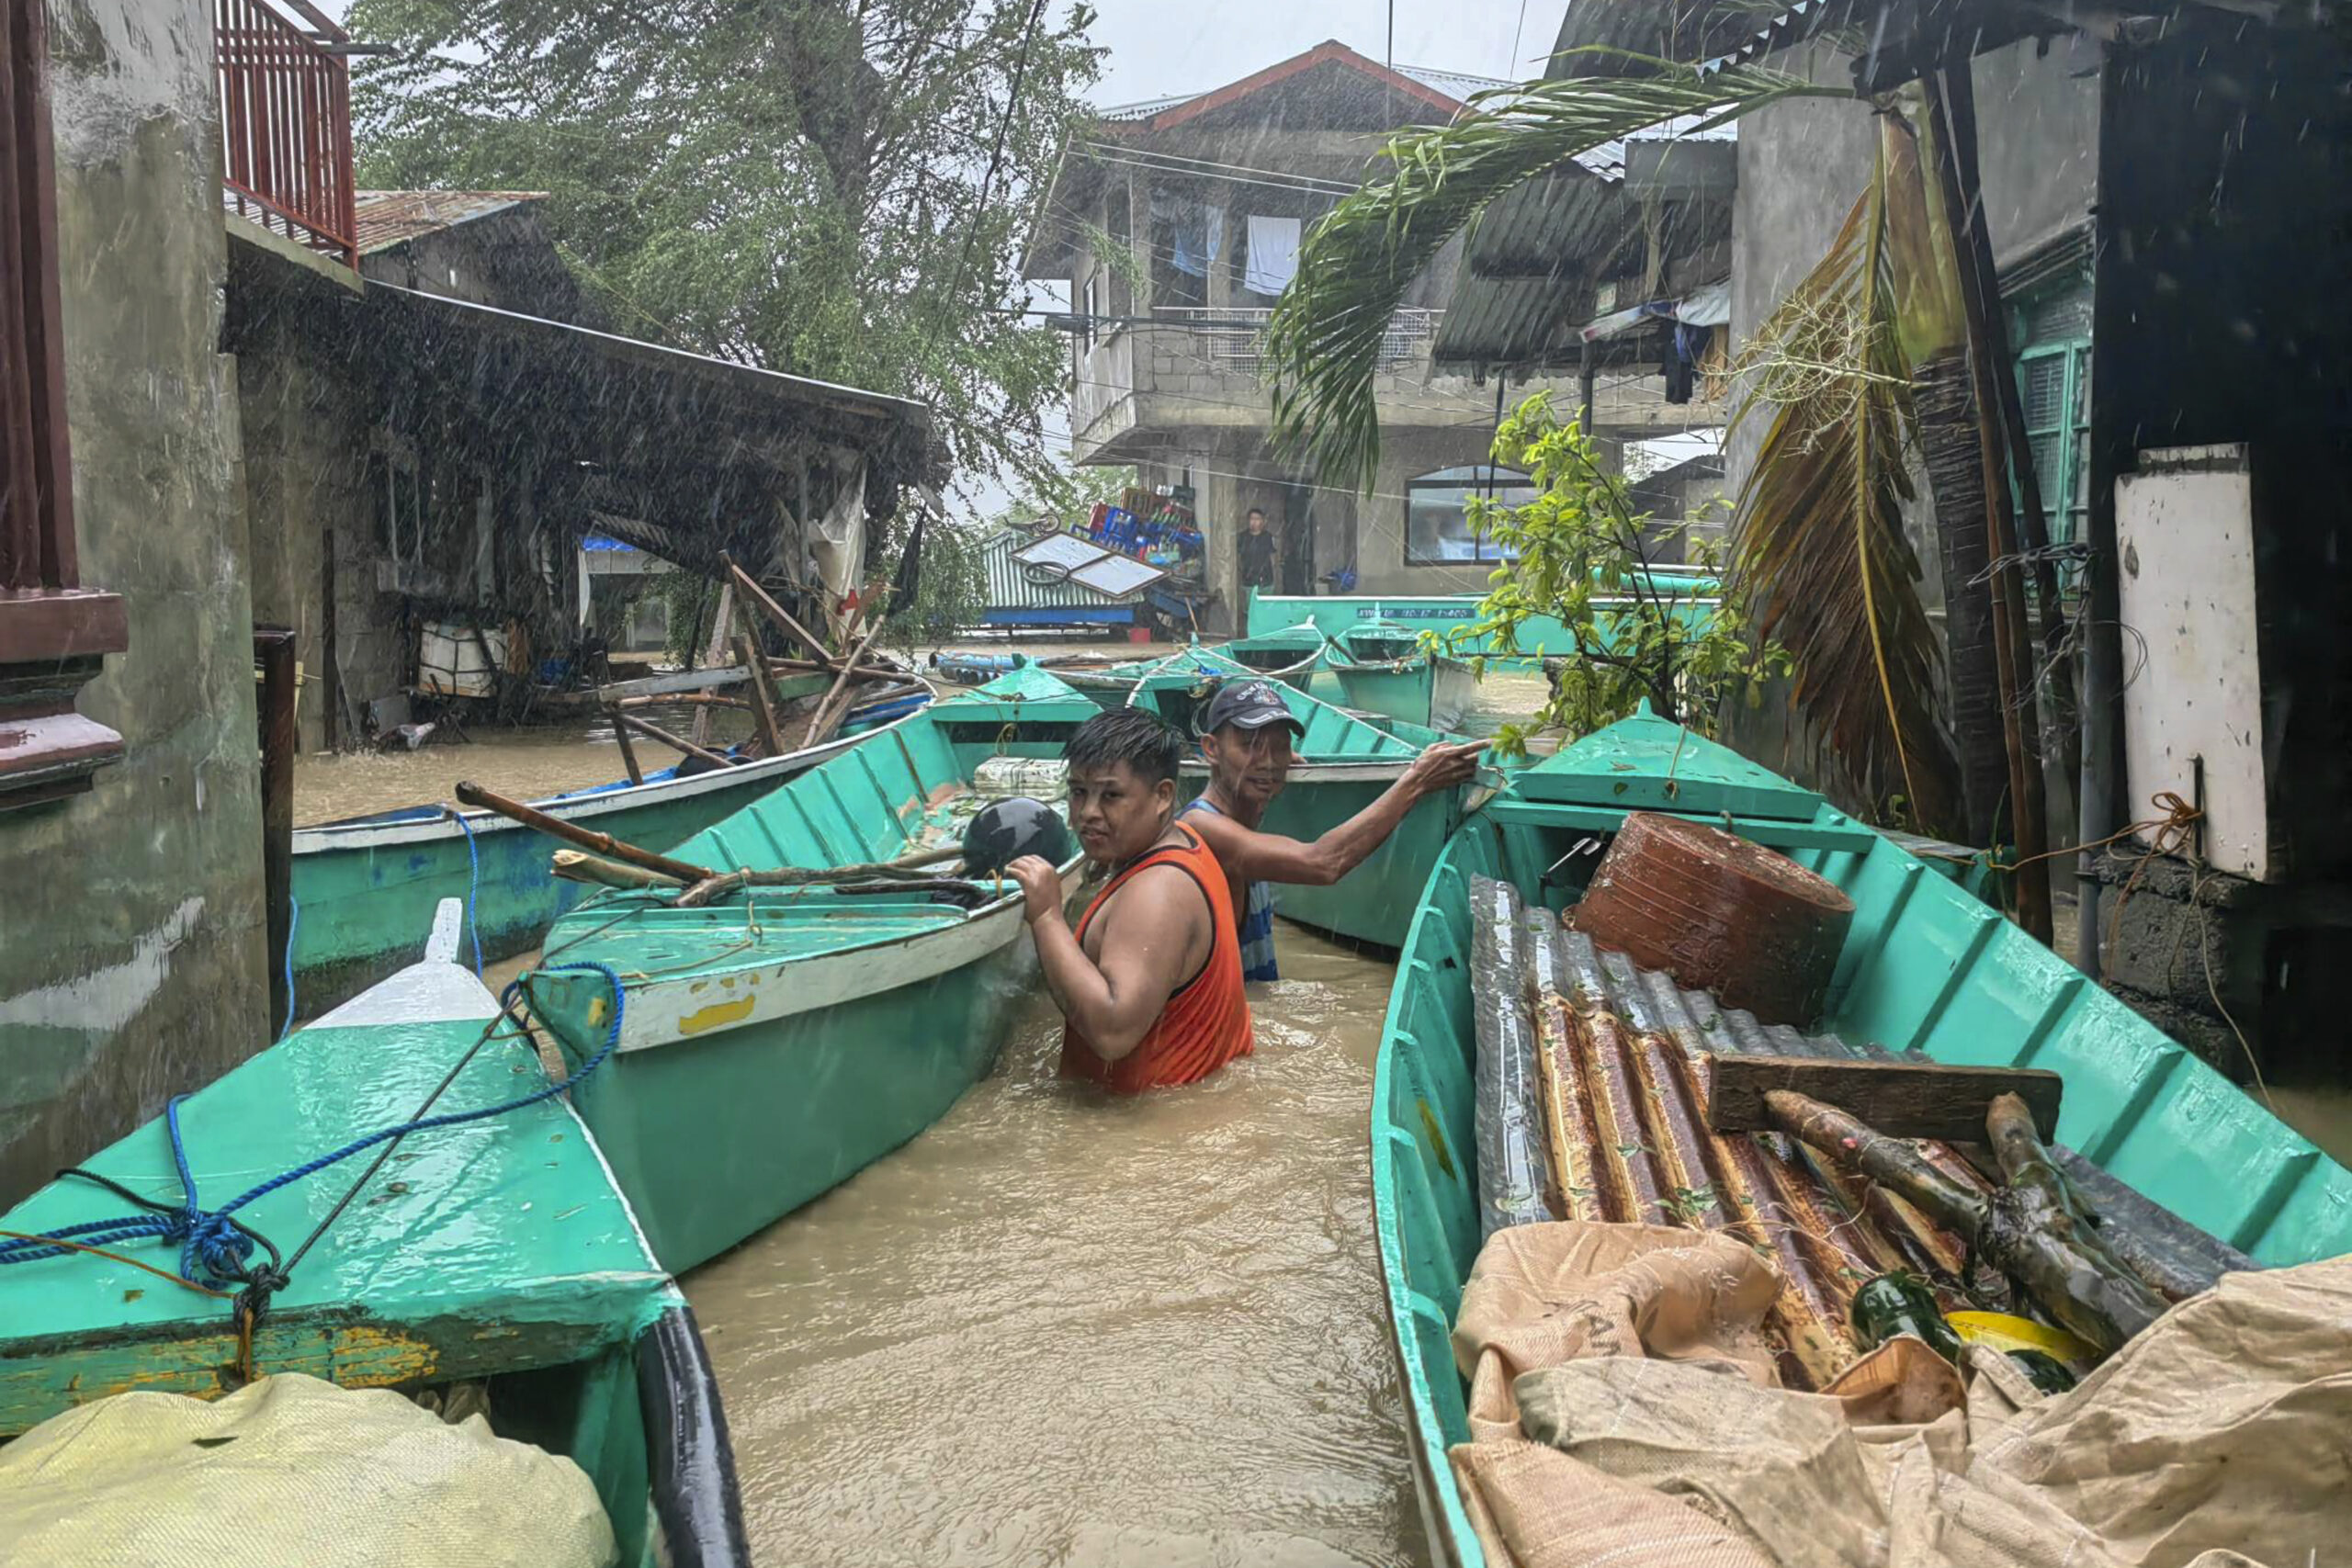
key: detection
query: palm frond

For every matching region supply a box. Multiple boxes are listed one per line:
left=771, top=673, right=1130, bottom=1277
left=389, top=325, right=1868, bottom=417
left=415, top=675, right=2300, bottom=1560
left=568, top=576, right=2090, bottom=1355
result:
left=1262, top=63, right=1842, bottom=491
left=1730, top=135, right=1958, bottom=834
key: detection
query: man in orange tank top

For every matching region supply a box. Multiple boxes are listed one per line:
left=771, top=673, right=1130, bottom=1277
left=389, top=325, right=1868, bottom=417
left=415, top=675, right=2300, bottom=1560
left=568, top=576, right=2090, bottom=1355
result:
left=1004, top=709, right=1253, bottom=1093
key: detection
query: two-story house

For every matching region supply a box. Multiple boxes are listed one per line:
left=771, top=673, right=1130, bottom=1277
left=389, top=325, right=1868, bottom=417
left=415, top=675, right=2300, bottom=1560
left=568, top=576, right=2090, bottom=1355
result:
left=1025, top=42, right=1643, bottom=624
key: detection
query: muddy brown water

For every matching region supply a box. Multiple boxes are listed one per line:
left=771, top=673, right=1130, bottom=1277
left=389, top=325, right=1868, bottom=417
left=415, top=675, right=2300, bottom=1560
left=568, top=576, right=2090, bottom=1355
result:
left=295, top=645, right=2352, bottom=1566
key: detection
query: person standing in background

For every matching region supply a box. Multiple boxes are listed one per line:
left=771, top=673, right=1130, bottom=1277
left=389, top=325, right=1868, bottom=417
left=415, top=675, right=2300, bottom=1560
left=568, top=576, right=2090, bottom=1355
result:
left=1237, top=506, right=1277, bottom=597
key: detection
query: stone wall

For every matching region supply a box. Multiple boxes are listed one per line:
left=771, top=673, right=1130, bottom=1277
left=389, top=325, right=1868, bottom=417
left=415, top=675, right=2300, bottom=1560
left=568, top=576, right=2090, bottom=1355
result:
left=0, top=0, right=267, bottom=1203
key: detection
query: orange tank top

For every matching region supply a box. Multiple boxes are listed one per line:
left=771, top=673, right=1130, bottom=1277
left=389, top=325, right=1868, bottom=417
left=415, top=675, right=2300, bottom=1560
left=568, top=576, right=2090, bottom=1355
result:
left=1058, top=823, right=1254, bottom=1093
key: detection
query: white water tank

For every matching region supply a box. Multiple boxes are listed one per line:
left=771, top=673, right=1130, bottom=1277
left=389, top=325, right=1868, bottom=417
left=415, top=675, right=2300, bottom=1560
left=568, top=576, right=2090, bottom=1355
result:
left=417, top=622, right=508, bottom=697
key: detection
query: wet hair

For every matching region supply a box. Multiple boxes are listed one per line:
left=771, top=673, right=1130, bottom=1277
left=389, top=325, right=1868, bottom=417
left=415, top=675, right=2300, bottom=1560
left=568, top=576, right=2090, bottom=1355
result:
left=1246, top=507, right=1266, bottom=523
left=1064, top=707, right=1184, bottom=787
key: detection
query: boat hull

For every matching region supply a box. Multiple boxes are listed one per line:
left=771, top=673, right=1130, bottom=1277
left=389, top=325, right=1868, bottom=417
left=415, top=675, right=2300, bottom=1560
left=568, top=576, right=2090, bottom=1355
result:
left=1331, top=656, right=1478, bottom=733
left=0, top=905, right=746, bottom=1568
left=534, top=903, right=1052, bottom=1274
left=1376, top=763, right=2352, bottom=1566
left=288, top=716, right=912, bottom=1014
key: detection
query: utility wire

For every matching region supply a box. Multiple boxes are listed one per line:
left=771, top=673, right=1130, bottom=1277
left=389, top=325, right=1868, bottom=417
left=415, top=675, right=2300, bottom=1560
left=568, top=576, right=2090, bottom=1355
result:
left=945, top=0, right=1051, bottom=314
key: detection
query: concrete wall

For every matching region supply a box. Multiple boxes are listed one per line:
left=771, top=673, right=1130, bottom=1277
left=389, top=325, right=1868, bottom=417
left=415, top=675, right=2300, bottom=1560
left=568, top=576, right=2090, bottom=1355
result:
left=0, top=0, right=267, bottom=1204
left=238, top=308, right=373, bottom=751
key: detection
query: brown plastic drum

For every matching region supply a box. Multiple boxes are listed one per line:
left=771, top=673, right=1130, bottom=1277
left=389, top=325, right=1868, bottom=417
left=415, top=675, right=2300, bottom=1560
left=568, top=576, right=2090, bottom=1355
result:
left=1570, top=811, right=1856, bottom=1027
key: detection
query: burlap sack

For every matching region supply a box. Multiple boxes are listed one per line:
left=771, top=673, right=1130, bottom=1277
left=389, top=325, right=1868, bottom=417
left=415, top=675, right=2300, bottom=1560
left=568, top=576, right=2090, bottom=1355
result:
left=1451, top=1223, right=2352, bottom=1568
left=1451, top=1221, right=1781, bottom=1441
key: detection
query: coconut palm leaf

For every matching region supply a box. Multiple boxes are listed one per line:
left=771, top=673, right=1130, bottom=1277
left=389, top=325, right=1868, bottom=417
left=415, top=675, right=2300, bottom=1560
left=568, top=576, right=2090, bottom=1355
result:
left=1730, top=133, right=1958, bottom=833
left=1262, top=62, right=1841, bottom=491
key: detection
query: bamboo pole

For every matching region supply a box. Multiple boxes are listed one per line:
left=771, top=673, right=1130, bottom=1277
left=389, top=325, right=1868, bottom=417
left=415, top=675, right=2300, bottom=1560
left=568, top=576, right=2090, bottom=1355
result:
left=765, top=656, right=910, bottom=682
left=605, top=705, right=644, bottom=785
left=552, top=849, right=683, bottom=890
left=805, top=615, right=887, bottom=748
left=456, top=781, right=715, bottom=884
left=674, top=844, right=968, bottom=908
left=612, top=710, right=735, bottom=771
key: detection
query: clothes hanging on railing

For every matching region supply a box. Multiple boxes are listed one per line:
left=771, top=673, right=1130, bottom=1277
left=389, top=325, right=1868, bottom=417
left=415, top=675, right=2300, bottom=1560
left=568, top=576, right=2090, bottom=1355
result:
left=1244, top=216, right=1301, bottom=297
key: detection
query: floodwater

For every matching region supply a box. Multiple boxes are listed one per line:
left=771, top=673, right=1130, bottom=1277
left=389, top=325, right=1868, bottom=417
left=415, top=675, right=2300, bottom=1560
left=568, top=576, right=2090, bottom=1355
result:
left=687, top=939, right=1426, bottom=1568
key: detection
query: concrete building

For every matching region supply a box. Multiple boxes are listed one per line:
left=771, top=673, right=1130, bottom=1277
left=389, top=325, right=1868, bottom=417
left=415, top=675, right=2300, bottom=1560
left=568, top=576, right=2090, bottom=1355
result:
left=0, top=0, right=267, bottom=1204
left=1023, top=42, right=1675, bottom=622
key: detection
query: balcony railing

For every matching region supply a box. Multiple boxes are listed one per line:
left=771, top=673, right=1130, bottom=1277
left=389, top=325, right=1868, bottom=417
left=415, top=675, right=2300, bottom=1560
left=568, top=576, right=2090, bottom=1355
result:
left=216, top=0, right=357, bottom=267
left=1153, top=307, right=1443, bottom=376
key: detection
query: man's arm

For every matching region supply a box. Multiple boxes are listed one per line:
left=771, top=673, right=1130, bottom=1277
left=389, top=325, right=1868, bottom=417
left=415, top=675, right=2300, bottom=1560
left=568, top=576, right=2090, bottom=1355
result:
left=1007, top=858, right=1204, bottom=1061
left=1194, top=740, right=1487, bottom=887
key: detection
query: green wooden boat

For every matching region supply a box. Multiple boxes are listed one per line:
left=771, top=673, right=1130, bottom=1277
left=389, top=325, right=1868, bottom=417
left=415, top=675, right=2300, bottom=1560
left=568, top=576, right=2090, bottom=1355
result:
left=288, top=682, right=932, bottom=1016
left=1114, top=647, right=1471, bottom=953
left=1247, top=577, right=1722, bottom=663
left=515, top=667, right=1102, bottom=1273
left=1373, top=706, right=2352, bottom=1566
left=1323, top=615, right=1480, bottom=732
left=0, top=900, right=746, bottom=1567
left=1220, top=617, right=1329, bottom=689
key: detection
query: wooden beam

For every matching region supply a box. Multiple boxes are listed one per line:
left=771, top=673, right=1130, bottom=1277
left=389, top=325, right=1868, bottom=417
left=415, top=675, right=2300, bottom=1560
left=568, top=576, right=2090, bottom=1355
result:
left=604, top=705, right=644, bottom=785
left=1706, top=1054, right=2062, bottom=1145
left=596, top=665, right=748, bottom=702
left=732, top=631, right=785, bottom=756
left=613, top=709, right=735, bottom=772
left=721, top=553, right=832, bottom=660
left=455, top=781, right=714, bottom=884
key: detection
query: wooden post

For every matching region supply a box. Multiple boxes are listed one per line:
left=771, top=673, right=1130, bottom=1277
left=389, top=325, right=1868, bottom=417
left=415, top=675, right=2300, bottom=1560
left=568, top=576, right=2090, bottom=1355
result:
left=613, top=709, right=736, bottom=772
left=1926, top=67, right=2052, bottom=945
left=255, top=627, right=298, bottom=1033
left=321, top=525, right=340, bottom=750
left=605, top=705, right=644, bottom=785
left=455, top=780, right=716, bottom=883
left=732, top=631, right=786, bottom=756
left=691, top=581, right=733, bottom=750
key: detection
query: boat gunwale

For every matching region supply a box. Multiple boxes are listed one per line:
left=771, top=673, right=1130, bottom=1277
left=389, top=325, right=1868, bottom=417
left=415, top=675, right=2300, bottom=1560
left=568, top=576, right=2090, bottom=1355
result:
left=291, top=693, right=934, bottom=852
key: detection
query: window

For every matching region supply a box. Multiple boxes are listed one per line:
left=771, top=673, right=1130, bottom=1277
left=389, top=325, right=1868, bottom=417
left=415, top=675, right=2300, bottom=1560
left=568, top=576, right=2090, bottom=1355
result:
left=1078, top=273, right=1099, bottom=354
left=2007, top=276, right=2091, bottom=593
left=0, top=0, right=126, bottom=808
left=1405, top=466, right=1535, bottom=565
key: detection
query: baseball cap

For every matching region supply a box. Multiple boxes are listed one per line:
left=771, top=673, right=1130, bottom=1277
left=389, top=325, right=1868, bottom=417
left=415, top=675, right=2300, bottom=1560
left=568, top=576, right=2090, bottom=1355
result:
left=1202, top=679, right=1306, bottom=738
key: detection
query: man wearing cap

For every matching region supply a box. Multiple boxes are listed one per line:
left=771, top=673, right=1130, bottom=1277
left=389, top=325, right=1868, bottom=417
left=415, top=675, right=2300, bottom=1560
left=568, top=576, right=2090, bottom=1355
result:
left=1178, top=679, right=1486, bottom=982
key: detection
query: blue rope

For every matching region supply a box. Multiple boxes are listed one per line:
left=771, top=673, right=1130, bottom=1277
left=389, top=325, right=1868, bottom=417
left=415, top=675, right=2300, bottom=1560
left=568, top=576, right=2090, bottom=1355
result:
left=277, top=892, right=300, bottom=1043
left=447, top=807, right=485, bottom=976
left=0, top=963, right=626, bottom=1287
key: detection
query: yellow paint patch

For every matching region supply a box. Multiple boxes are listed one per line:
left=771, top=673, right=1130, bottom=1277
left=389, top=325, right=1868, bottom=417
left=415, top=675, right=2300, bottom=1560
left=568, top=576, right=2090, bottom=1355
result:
left=586, top=996, right=611, bottom=1029
left=679, top=996, right=755, bottom=1035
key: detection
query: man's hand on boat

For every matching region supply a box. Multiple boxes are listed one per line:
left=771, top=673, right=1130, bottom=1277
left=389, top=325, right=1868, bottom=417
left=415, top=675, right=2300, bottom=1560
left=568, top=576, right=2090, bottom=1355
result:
left=1404, top=740, right=1487, bottom=795
left=1005, top=855, right=1064, bottom=924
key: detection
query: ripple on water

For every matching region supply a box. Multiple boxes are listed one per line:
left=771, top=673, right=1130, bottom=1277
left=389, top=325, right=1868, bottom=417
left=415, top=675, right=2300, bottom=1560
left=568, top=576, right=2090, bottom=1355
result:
left=683, top=931, right=1430, bottom=1568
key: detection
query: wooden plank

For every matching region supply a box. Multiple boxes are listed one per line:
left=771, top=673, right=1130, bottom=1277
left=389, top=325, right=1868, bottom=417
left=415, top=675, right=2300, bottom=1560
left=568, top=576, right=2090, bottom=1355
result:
left=691, top=581, right=734, bottom=749
left=733, top=631, right=785, bottom=756
left=721, top=553, right=832, bottom=660
left=595, top=664, right=750, bottom=703
left=1706, top=1053, right=2063, bottom=1144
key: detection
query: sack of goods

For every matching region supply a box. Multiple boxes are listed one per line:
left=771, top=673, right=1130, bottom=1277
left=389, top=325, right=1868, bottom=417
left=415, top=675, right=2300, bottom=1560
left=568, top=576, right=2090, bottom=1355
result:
left=0, top=1373, right=617, bottom=1568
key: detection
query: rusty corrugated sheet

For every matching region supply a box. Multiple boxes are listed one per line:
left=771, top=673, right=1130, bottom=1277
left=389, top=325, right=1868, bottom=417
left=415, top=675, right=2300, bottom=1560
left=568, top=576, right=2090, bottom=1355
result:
left=353, top=190, right=547, bottom=254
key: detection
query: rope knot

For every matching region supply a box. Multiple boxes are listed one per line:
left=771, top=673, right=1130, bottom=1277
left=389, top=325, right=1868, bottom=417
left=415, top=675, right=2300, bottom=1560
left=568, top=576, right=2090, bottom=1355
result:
left=170, top=1209, right=254, bottom=1287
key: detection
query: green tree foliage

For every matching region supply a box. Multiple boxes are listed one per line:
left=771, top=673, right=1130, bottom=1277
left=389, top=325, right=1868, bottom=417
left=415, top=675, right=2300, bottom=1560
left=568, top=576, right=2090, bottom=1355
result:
left=989, top=462, right=1136, bottom=531
left=1456, top=395, right=1789, bottom=757
left=881, top=518, right=988, bottom=646
left=348, top=0, right=1104, bottom=500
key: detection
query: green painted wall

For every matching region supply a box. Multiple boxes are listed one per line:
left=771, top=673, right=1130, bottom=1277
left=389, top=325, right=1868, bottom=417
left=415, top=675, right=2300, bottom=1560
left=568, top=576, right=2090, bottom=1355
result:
left=0, top=0, right=268, bottom=1204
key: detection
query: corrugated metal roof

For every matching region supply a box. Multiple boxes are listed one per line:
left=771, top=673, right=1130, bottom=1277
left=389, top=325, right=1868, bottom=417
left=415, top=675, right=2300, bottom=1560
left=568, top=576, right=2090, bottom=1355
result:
left=354, top=190, right=548, bottom=254
left=981, top=529, right=1152, bottom=615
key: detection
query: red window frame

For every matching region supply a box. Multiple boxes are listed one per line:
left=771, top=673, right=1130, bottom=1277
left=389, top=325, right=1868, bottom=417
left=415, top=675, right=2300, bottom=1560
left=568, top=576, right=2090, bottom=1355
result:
left=0, top=0, right=126, bottom=809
